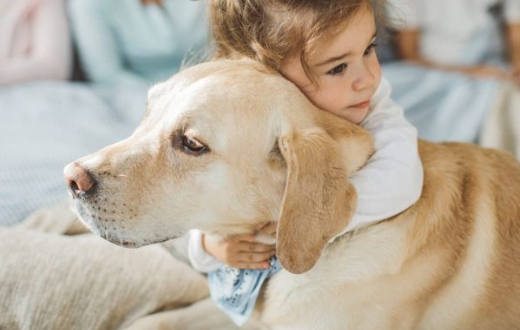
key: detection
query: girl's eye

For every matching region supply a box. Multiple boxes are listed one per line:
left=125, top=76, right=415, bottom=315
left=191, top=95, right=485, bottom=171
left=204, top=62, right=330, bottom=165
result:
left=327, top=63, right=348, bottom=76
left=182, top=136, right=208, bottom=154
left=364, top=42, right=378, bottom=56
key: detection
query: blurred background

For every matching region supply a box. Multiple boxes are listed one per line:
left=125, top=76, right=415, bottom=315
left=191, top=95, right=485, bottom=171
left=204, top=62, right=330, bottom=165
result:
left=0, top=0, right=519, bottom=226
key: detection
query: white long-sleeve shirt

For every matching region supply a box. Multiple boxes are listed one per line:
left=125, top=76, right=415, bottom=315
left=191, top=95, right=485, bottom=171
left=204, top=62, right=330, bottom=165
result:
left=0, top=0, right=72, bottom=86
left=188, top=77, right=424, bottom=273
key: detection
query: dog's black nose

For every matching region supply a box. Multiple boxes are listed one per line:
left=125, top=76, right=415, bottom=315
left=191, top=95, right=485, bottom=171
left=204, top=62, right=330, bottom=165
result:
left=64, top=162, right=96, bottom=198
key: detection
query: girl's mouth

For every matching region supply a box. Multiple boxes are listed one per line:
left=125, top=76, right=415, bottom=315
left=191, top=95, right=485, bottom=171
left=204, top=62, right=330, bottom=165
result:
left=349, top=100, right=371, bottom=109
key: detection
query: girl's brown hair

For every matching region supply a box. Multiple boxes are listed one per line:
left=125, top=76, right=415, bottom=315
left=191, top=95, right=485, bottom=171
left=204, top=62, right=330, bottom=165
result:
left=209, top=0, right=385, bottom=79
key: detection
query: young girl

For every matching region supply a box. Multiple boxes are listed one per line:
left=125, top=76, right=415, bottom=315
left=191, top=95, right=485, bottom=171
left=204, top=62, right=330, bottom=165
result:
left=188, top=0, right=423, bottom=324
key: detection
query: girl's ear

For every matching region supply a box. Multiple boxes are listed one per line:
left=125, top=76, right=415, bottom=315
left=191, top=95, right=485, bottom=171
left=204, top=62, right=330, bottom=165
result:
left=276, top=127, right=357, bottom=274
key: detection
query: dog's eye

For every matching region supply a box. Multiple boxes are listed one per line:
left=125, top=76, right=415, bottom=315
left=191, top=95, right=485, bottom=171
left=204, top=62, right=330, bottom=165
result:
left=182, top=136, right=208, bottom=154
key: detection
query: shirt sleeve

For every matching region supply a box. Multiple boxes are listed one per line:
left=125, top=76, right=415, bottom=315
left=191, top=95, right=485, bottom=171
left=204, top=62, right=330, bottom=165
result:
left=67, top=0, right=145, bottom=87
left=0, top=0, right=72, bottom=86
left=187, top=229, right=223, bottom=273
left=385, top=0, right=420, bottom=30
left=505, top=0, right=520, bottom=23
left=335, top=77, right=424, bottom=237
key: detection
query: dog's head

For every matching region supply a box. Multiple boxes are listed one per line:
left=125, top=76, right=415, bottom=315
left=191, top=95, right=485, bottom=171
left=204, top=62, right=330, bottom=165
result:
left=64, top=59, right=373, bottom=273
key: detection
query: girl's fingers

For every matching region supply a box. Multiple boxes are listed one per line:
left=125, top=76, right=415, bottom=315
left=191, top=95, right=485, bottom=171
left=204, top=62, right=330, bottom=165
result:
left=234, top=234, right=257, bottom=243
left=238, top=241, right=275, bottom=253
left=259, top=222, right=277, bottom=236
left=238, top=250, right=277, bottom=263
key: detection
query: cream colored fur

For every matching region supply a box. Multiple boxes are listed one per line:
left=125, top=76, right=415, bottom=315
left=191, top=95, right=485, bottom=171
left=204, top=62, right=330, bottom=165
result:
left=68, top=59, right=520, bottom=330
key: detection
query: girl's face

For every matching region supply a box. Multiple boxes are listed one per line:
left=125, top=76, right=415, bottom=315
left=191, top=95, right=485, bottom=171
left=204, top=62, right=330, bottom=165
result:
left=280, top=7, right=381, bottom=124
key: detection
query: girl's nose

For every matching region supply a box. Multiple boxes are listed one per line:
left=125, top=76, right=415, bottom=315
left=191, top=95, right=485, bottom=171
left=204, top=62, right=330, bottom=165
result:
left=352, top=64, right=377, bottom=92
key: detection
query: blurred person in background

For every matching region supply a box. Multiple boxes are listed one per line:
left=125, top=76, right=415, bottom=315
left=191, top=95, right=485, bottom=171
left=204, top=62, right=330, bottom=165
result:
left=67, top=0, right=208, bottom=88
left=0, top=0, right=209, bottom=226
left=383, top=0, right=520, bottom=158
left=389, top=0, right=520, bottom=85
left=0, top=0, right=72, bottom=87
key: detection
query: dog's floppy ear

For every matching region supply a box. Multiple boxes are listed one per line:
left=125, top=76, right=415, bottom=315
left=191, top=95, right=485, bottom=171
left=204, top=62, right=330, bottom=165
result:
left=276, top=127, right=357, bottom=274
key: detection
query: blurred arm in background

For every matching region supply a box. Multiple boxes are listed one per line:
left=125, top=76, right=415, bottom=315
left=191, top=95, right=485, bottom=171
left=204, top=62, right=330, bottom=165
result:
left=0, top=0, right=72, bottom=87
left=509, top=23, right=520, bottom=72
left=391, top=0, right=520, bottom=83
left=505, top=0, right=520, bottom=73
left=395, top=29, right=511, bottom=80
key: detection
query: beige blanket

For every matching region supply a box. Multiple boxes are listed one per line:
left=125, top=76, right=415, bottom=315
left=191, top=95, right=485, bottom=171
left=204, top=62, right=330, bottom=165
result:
left=0, top=202, right=241, bottom=330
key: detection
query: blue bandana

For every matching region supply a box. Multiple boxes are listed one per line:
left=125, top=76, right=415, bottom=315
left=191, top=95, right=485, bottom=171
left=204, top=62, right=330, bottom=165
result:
left=208, top=258, right=282, bottom=325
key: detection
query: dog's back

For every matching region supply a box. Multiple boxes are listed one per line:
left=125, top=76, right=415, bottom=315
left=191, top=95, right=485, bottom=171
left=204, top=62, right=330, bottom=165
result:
left=260, top=141, right=520, bottom=330
left=412, top=141, right=520, bottom=329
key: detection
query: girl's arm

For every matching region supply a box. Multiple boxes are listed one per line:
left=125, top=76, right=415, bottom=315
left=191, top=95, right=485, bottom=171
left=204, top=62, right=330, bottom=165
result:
left=0, top=0, right=72, bottom=86
left=68, top=0, right=145, bottom=86
left=336, top=77, right=423, bottom=235
left=188, top=230, right=223, bottom=273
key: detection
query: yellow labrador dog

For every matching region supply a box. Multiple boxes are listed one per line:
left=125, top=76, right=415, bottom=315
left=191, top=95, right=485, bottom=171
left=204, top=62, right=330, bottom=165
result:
left=65, top=59, right=520, bottom=330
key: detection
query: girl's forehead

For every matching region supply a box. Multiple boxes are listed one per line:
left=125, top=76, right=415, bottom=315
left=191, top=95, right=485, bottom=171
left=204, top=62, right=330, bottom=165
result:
left=311, top=8, right=376, bottom=58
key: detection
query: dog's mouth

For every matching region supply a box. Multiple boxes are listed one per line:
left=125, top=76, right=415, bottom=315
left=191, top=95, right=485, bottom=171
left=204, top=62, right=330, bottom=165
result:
left=69, top=199, right=179, bottom=248
left=70, top=200, right=133, bottom=245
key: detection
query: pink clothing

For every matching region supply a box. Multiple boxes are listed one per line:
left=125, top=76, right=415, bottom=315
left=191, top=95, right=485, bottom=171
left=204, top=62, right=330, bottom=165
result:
left=0, top=0, right=72, bottom=86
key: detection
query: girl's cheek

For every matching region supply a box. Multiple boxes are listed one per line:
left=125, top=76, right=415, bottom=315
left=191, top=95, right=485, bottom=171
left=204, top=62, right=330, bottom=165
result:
left=371, top=58, right=382, bottom=79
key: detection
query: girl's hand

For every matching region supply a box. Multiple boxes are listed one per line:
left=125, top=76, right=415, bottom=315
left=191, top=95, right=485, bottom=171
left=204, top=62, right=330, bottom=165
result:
left=203, top=225, right=277, bottom=269
left=259, top=222, right=277, bottom=238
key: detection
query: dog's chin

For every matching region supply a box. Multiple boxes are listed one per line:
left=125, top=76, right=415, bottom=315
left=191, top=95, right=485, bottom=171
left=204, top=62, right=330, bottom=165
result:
left=103, top=237, right=168, bottom=248
left=84, top=220, right=176, bottom=248
left=102, top=237, right=142, bottom=249
left=69, top=198, right=183, bottom=248
left=86, top=219, right=178, bottom=248
left=103, top=233, right=179, bottom=249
